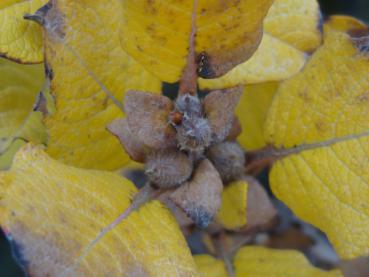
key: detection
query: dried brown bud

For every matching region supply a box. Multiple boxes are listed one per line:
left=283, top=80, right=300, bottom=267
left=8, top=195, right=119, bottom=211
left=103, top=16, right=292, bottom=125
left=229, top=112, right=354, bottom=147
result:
left=145, top=150, right=193, bottom=188
left=203, top=87, right=242, bottom=143
left=107, top=118, right=147, bottom=163
left=206, top=141, right=245, bottom=183
left=226, top=116, right=242, bottom=141
left=124, top=90, right=176, bottom=149
left=170, top=159, right=223, bottom=228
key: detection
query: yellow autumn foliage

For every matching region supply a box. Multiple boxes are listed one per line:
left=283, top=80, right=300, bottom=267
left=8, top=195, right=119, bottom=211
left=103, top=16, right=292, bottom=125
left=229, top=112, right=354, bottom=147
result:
left=265, top=19, right=369, bottom=259
left=217, top=180, right=248, bottom=230
left=0, top=145, right=197, bottom=276
left=0, top=57, right=46, bottom=170
left=42, top=0, right=162, bottom=170
left=234, top=247, right=343, bottom=277
left=199, top=0, right=321, bottom=90
left=120, top=0, right=274, bottom=82
left=236, top=82, right=279, bottom=150
left=0, top=0, right=47, bottom=63
left=194, top=247, right=342, bottom=277
left=194, top=255, right=228, bottom=277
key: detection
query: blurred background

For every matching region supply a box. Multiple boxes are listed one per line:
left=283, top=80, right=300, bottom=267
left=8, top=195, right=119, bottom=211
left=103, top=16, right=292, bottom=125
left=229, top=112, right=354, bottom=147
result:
left=1, top=0, right=368, bottom=275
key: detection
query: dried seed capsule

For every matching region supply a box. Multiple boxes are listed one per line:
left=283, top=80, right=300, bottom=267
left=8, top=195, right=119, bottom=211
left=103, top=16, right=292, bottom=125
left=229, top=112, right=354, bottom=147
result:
left=145, top=150, right=193, bottom=188
left=206, top=142, right=245, bottom=183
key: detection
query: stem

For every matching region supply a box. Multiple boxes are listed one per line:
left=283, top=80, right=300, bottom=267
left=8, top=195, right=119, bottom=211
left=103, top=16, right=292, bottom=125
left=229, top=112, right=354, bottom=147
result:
left=178, top=0, right=198, bottom=96
left=245, top=130, right=369, bottom=174
left=63, top=183, right=161, bottom=274
left=213, top=233, right=235, bottom=277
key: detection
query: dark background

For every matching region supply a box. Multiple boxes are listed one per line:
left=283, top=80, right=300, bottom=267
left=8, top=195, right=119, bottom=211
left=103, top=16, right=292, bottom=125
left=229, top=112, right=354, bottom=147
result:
left=1, top=0, right=368, bottom=275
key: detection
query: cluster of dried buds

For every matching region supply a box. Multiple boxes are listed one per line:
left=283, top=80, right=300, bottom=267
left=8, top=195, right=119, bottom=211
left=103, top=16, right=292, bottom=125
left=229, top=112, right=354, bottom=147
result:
left=108, top=87, right=245, bottom=228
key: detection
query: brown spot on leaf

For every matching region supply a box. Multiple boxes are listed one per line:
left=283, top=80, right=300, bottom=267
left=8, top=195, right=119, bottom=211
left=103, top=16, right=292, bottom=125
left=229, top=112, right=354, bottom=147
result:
left=197, top=52, right=216, bottom=78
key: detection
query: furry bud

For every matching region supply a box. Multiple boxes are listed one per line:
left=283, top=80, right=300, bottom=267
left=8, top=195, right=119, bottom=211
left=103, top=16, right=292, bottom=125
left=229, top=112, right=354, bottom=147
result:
left=206, top=142, right=245, bottom=183
left=173, top=94, right=212, bottom=153
left=175, top=94, right=202, bottom=116
left=145, top=150, right=193, bottom=188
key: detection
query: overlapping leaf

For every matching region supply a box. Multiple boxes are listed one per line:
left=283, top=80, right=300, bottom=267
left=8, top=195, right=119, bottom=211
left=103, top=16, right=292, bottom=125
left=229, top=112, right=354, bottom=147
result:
left=236, top=82, right=279, bottom=150
left=40, top=0, right=162, bottom=170
left=194, top=247, right=342, bottom=277
left=120, top=0, right=274, bottom=82
left=265, top=18, right=369, bottom=259
left=217, top=180, right=248, bottom=230
left=0, top=145, right=197, bottom=275
left=233, top=247, right=343, bottom=276
left=0, top=57, right=46, bottom=170
left=0, top=0, right=47, bottom=63
left=194, top=255, right=228, bottom=277
left=199, top=0, right=322, bottom=89
left=217, top=177, right=276, bottom=231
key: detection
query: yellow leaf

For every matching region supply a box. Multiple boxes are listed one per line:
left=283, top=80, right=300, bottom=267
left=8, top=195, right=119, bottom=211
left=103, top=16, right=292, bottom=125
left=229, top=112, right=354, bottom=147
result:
left=236, top=82, right=278, bottom=150
left=324, top=15, right=367, bottom=33
left=0, top=0, right=47, bottom=63
left=217, top=177, right=276, bottom=231
left=264, top=0, right=322, bottom=53
left=199, top=0, right=322, bottom=90
left=199, top=34, right=306, bottom=89
left=120, top=0, right=274, bottom=82
left=264, top=22, right=369, bottom=259
left=0, top=57, right=46, bottom=169
left=234, top=246, right=343, bottom=277
left=217, top=180, right=248, bottom=230
left=41, top=0, right=162, bottom=170
left=194, top=255, right=228, bottom=277
left=0, top=139, right=26, bottom=170
left=0, top=145, right=197, bottom=276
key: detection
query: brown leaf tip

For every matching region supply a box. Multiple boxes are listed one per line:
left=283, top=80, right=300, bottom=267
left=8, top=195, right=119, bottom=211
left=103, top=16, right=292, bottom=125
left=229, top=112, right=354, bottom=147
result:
left=25, top=1, right=65, bottom=41
left=348, top=28, right=369, bottom=53
left=183, top=204, right=214, bottom=229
